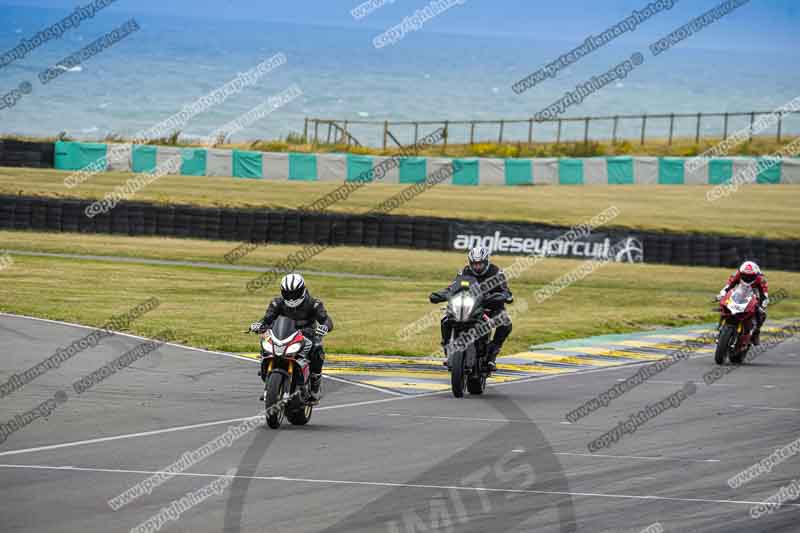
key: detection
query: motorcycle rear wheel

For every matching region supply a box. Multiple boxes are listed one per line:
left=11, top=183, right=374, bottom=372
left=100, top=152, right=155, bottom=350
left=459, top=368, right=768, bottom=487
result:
left=715, top=324, right=736, bottom=365
left=265, top=372, right=286, bottom=429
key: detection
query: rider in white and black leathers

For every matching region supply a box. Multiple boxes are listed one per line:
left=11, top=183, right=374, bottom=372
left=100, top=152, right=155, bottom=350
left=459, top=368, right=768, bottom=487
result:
left=250, top=273, right=333, bottom=401
left=430, top=246, right=513, bottom=371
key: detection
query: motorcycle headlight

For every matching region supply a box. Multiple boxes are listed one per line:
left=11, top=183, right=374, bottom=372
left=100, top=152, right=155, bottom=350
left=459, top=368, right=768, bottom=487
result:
left=286, top=343, right=302, bottom=355
left=449, top=293, right=475, bottom=322
left=261, top=338, right=273, bottom=353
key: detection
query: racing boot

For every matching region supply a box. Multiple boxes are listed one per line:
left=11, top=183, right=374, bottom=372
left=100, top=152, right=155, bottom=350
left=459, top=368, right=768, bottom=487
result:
left=310, top=373, right=323, bottom=404
left=486, top=343, right=500, bottom=372
left=752, top=327, right=761, bottom=346
left=258, top=362, right=267, bottom=400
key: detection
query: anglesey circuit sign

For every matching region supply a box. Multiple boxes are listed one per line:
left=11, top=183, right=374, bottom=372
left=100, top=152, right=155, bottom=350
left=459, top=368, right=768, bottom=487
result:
left=451, top=229, right=644, bottom=264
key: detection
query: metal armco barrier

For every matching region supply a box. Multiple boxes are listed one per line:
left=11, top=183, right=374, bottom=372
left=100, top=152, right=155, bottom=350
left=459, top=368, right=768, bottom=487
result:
left=0, top=195, right=798, bottom=271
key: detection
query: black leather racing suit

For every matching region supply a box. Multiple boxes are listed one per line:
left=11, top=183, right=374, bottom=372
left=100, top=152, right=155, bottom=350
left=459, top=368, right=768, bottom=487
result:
left=258, top=294, right=333, bottom=377
left=433, top=264, right=513, bottom=360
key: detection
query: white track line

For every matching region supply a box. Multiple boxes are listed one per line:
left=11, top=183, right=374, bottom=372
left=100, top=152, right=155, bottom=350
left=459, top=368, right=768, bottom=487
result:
left=0, top=360, right=678, bottom=458
left=0, top=463, right=794, bottom=508
left=622, top=379, right=736, bottom=387
left=323, top=374, right=406, bottom=397
left=0, top=312, right=753, bottom=458
left=0, top=312, right=404, bottom=396
left=0, top=394, right=443, bottom=458
left=384, top=413, right=538, bottom=424
left=733, top=405, right=800, bottom=412
left=553, top=452, right=721, bottom=463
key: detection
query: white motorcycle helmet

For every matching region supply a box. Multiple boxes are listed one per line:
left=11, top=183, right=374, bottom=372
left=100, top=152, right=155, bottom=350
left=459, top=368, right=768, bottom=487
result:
left=467, top=246, right=490, bottom=276
left=280, top=273, right=307, bottom=308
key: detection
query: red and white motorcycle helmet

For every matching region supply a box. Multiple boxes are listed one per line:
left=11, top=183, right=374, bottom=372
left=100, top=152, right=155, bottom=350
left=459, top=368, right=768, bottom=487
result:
left=739, top=261, right=761, bottom=285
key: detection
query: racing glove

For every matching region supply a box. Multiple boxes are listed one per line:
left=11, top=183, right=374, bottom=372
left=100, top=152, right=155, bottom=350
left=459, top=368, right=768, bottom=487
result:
left=716, top=288, right=727, bottom=301
left=315, top=324, right=329, bottom=337
left=249, top=321, right=264, bottom=333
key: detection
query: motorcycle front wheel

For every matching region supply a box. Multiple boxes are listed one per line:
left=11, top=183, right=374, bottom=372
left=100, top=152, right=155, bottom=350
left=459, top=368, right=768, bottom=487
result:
left=450, top=349, right=467, bottom=398
left=715, top=324, right=736, bottom=365
left=265, top=372, right=286, bottom=429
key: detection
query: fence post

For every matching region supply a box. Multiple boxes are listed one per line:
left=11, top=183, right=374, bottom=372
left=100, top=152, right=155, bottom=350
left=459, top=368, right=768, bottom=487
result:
left=668, top=114, right=675, bottom=145
left=777, top=112, right=783, bottom=142
left=583, top=117, right=590, bottom=144
left=470, top=122, right=475, bottom=146
left=749, top=112, right=756, bottom=142
left=723, top=113, right=729, bottom=140
left=303, top=118, right=308, bottom=143
left=326, top=123, right=333, bottom=144
left=528, top=119, right=533, bottom=144
left=499, top=120, right=505, bottom=143
left=612, top=116, right=619, bottom=145
left=556, top=119, right=562, bottom=144
left=383, top=120, right=388, bottom=151
left=640, top=114, right=648, bottom=145
left=695, top=113, right=702, bottom=144
left=344, top=120, right=349, bottom=146
left=313, top=119, right=319, bottom=147
left=443, top=121, right=449, bottom=152
left=414, top=122, right=419, bottom=146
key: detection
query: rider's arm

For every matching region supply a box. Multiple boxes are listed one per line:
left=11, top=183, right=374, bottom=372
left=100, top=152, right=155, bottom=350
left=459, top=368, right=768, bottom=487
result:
left=313, top=300, right=334, bottom=332
left=759, top=276, right=769, bottom=305
left=496, top=268, right=513, bottom=303
left=429, top=271, right=461, bottom=303
left=723, top=271, right=740, bottom=291
left=260, top=298, right=282, bottom=328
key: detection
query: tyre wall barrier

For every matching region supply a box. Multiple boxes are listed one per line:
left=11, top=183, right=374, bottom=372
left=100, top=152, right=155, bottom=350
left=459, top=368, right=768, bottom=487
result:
left=0, top=195, right=797, bottom=271
left=0, top=140, right=55, bottom=168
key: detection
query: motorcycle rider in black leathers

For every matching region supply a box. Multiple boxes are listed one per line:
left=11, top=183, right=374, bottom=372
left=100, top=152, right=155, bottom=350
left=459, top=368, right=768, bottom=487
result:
left=250, top=273, right=333, bottom=403
left=430, top=246, right=513, bottom=372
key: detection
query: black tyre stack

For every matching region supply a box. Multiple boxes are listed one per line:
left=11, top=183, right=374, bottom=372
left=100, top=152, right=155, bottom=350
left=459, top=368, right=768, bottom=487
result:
left=0, top=194, right=798, bottom=272
left=0, top=140, right=55, bottom=168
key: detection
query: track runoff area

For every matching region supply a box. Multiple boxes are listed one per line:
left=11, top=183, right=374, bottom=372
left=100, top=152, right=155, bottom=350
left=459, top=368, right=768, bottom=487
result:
left=1, top=313, right=799, bottom=532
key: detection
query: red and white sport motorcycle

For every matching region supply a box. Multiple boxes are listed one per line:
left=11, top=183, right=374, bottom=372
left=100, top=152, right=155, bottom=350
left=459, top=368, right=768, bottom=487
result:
left=252, top=316, right=316, bottom=428
left=715, top=283, right=760, bottom=365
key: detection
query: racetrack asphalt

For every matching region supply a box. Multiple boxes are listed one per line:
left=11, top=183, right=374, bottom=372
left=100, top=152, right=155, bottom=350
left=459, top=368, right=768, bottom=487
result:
left=1, top=313, right=799, bottom=532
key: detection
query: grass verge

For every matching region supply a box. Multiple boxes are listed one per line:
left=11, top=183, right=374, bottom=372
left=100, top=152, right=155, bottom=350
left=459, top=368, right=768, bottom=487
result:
left=1, top=231, right=799, bottom=356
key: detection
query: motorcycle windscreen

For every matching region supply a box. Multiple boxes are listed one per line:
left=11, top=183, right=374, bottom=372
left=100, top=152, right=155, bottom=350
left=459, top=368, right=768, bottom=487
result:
left=271, top=316, right=299, bottom=343
left=731, top=284, right=754, bottom=305
left=728, top=284, right=755, bottom=314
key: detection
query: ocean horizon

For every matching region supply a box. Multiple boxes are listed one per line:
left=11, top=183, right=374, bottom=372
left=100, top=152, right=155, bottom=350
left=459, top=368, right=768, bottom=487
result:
left=1, top=4, right=799, bottom=147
